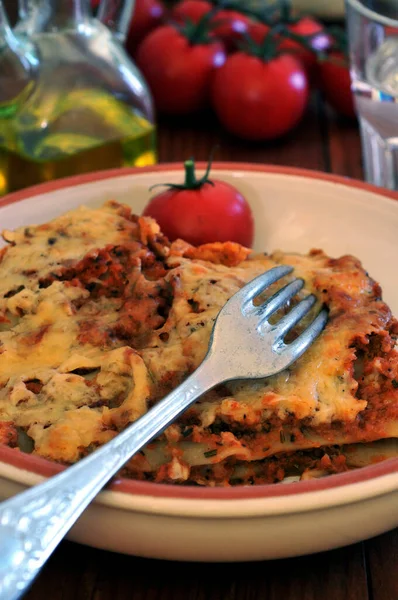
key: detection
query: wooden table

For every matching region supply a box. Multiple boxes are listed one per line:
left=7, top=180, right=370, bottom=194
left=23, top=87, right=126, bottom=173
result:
left=21, top=99, right=397, bottom=600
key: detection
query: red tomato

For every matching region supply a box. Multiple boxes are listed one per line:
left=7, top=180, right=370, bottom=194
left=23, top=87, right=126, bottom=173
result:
left=171, top=0, right=251, bottom=51
left=126, top=0, right=165, bottom=54
left=143, top=161, right=254, bottom=247
left=136, top=24, right=226, bottom=114
left=247, top=21, right=271, bottom=45
left=211, top=51, right=309, bottom=141
left=280, top=17, right=331, bottom=80
left=211, top=9, right=251, bottom=51
left=318, top=51, right=356, bottom=119
left=171, top=0, right=211, bottom=23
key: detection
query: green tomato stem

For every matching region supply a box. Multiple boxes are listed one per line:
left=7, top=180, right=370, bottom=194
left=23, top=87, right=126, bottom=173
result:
left=240, top=27, right=282, bottom=62
left=175, top=8, right=221, bottom=45
left=261, top=31, right=278, bottom=60
left=280, top=0, right=292, bottom=23
left=148, top=150, right=217, bottom=194
left=184, top=159, right=198, bottom=188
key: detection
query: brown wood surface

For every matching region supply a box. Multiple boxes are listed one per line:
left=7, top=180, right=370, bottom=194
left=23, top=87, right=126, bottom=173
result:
left=20, top=99, right=396, bottom=600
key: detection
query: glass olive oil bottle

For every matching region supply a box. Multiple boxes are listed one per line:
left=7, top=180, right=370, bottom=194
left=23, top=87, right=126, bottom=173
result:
left=0, top=0, right=156, bottom=196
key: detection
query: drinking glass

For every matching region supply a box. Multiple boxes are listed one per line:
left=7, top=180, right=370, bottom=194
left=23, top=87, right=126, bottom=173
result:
left=345, top=0, right=398, bottom=190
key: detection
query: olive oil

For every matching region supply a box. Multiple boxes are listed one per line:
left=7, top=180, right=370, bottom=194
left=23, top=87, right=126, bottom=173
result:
left=0, top=90, right=156, bottom=196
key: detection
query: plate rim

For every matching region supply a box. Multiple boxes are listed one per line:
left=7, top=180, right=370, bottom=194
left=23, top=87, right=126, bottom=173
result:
left=1, top=162, right=397, bottom=506
left=2, top=162, right=398, bottom=207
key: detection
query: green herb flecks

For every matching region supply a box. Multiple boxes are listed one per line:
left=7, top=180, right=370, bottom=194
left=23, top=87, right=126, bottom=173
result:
left=204, top=449, right=218, bottom=458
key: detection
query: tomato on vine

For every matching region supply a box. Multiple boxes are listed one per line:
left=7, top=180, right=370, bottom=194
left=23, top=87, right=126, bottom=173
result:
left=280, top=16, right=331, bottom=80
left=211, top=32, right=309, bottom=141
left=136, top=15, right=226, bottom=114
left=170, top=0, right=252, bottom=51
left=170, top=0, right=211, bottom=23
left=142, top=157, right=254, bottom=247
left=247, top=21, right=271, bottom=45
left=126, top=0, right=166, bottom=54
left=318, top=52, right=356, bottom=119
left=254, top=1, right=331, bottom=80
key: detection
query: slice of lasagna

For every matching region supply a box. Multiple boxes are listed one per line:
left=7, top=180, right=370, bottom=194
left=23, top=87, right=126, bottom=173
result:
left=0, top=200, right=397, bottom=486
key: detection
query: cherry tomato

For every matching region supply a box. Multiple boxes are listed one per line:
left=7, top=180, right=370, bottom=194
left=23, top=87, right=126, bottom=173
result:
left=247, top=21, right=271, bottom=45
left=171, top=0, right=210, bottom=23
left=385, top=26, right=398, bottom=36
left=136, top=24, right=226, bottom=114
left=170, top=0, right=251, bottom=51
left=211, top=51, right=309, bottom=141
left=142, top=159, right=254, bottom=247
left=126, top=0, right=165, bottom=54
left=211, top=9, right=251, bottom=51
left=317, top=51, right=356, bottom=119
left=280, top=17, right=331, bottom=80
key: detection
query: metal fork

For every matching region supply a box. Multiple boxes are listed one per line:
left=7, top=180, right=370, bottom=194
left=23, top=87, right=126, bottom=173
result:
left=0, top=265, right=328, bottom=600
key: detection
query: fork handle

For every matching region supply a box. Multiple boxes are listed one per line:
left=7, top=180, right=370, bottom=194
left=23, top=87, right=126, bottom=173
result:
left=0, top=360, right=218, bottom=600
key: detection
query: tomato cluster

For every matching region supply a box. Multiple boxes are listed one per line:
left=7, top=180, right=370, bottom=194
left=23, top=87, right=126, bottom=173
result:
left=102, top=0, right=356, bottom=140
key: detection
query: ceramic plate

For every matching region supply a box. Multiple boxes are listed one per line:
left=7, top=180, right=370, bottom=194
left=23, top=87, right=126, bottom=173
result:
left=0, top=164, right=397, bottom=562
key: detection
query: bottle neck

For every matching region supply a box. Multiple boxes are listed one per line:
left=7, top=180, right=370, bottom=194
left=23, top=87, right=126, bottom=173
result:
left=25, top=0, right=92, bottom=33
left=0, top=1, right=13, bottom=46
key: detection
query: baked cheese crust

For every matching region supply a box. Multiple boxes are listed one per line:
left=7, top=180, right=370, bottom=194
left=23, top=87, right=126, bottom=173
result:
left=1, top=201, right=397, bottom=485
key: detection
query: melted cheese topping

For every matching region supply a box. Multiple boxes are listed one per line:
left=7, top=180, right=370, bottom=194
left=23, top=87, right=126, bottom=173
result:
left=1, top=201, right=397, bottom=484
left=0, top=202, right=145, bottom=318
left=142, top=253, right=382, bottom=431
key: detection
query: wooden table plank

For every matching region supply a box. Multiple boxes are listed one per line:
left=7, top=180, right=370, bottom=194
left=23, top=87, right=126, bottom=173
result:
left=365, top=530, right=398, bottom=600
left=26, top=539, right=369, bottom=600
left=325, top=111, right=363, bottom=179
left=157, top=99, right=326, bottom=170
left=157, top=101, right=363, bottom=181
